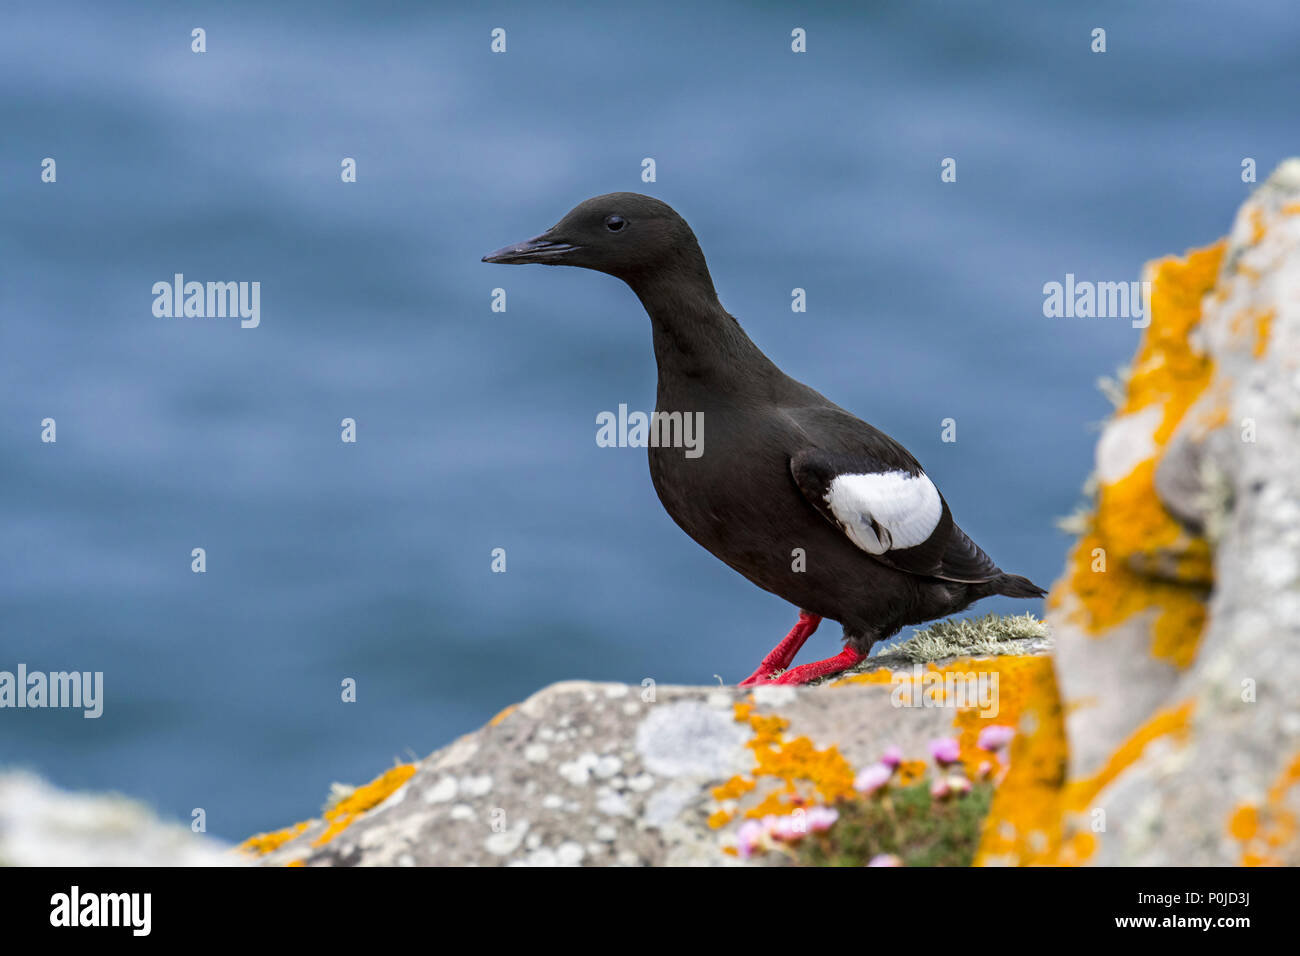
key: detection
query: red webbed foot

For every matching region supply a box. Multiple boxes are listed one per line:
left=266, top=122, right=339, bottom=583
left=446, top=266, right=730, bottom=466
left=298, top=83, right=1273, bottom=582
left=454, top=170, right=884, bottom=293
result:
left=770, top=646, right=866, bottom=685
left=739, top=611, right=822, bottom=686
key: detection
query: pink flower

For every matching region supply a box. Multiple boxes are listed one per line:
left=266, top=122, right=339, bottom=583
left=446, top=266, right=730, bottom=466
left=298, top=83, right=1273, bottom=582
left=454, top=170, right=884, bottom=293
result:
left=977, top=725, right=1016, bottom=751
left=805, top=806, right=839, bottom=833
left=867, top=853, right=903, bottom=867
left=736, top=820, right=765, bottom=858
left=976, top=760, right=993, bottom=779
left=880, top=745, right=903, bottom=768
left=762, top=807, right=839, bottom=843
left=947, top=774, right=972, bottom=796
left=854, top=762, right=893, bottom=795
left=930, top=776, right=951, bottom=799
left=930, top=737, right=961, bottom=766
left=765, top=813, right=800, bottom=842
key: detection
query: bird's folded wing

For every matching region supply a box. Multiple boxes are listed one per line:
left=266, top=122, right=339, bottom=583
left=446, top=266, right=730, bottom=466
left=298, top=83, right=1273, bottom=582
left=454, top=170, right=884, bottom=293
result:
left=789, top=447, right=1000, bottom=583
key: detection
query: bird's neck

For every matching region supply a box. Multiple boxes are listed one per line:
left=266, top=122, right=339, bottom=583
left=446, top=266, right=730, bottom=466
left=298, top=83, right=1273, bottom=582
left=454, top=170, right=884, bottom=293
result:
left=627, top=265, right=779, bottom=393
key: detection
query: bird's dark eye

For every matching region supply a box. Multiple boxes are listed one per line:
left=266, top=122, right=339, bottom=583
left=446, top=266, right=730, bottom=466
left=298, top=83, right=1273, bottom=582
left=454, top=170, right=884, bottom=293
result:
left=604, top=215, right=626, bottom=232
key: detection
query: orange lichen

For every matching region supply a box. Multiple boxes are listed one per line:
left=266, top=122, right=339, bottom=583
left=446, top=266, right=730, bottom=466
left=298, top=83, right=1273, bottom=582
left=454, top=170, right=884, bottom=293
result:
left=1148, top=599, right=1207, bottom=668
left=312, top=763, right=417, bottom=847
left=744, top=730, right=857, bottom=811
left=722, top=699, right=858, bottom=821
left=896, top=759, right=928, bottom=787
left=1267, top=752, right=1300, bottom=803
left=711, top=775, right=756, bottom=801
left=1094, top=461, right=1213, bottom=584
left=1048, top=241, right=1226, bottom=671
left=1057, top=830, right=1098, bottom=865
left=1047, top=235, right=1242, bottom=694
left=975, top=679, right=1195, bottom=867
left=238, top=820, right=310, bottom=857
left=1230, top=751, right=1300, bottom=865
left=1039, top=704, right=1198, bottom=865
left=833, top=668, right=895, bottom=687
left=1252, top=307, right=1275, bottom=358
left=1228, top=805, right=1259, bottom=841
left=1064, top=700, right=1194, bottom=816
left=489, top=704, right=517, bottom=726
left=747, top=789, right=799, bottom=819
left=1093, top=242, right=1223, bottom=565
left=1122, top=241, right=1225, bottom=439
left=1248, top=207, right=1267, bottom=244
left=971, top=655, right=1068, bottom=866
left=1053, top=529, right=1209, bottom=669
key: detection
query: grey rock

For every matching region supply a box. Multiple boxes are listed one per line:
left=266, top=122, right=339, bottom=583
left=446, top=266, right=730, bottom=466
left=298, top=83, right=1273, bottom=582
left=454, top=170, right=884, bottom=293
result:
left=0, top=770, right=238, bottom=866
left=1052, top=159, right=1300, bottom=865
left=258, top=637, right=1043, bottom=867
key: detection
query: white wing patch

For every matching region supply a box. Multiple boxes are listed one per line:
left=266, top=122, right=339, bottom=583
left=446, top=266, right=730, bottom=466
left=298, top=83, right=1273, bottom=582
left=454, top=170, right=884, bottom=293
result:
left=824, top=471, right=942, bottom=554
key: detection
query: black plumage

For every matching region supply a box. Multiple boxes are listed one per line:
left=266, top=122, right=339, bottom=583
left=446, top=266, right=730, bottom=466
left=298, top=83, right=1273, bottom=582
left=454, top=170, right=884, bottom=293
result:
left=484, top=193, right=1045, bottom=684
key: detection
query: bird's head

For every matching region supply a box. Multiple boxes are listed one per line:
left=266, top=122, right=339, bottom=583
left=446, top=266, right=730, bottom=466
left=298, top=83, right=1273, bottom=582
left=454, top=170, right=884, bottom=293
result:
left=482, top=192, right=703, bottom=284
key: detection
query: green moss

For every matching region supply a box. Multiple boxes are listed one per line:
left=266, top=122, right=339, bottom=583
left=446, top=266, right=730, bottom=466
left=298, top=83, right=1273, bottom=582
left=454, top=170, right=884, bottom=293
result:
left=895, top=612, right=1047, bottom=659
left=796, top=782, right=995, bottom=867
left=828, top=612, right=1048, bottom=681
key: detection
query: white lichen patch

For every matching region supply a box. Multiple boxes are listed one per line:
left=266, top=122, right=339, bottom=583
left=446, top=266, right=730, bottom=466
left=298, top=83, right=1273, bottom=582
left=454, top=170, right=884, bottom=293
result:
left=643, top=780, right=696, bottom=828
left=423, top=776, right=458, bottom=804
left=594, top=824, right=617, bottom=842
left=634, top=701, right=749, bottom=778
left=555, top=841, right=585, bottom=866
left=558, top=752, right=601, bottom=786
left=484, top=820, right=529, bottom=856
left=1096, top=405, right=1163, bottom=484
left=751, top=684, right=797, bottom=707
left=626, top=773, right=656, bottom=793
left=595, top=789, right=632, bottom=817
left=460, top=775, right=493, bottom=797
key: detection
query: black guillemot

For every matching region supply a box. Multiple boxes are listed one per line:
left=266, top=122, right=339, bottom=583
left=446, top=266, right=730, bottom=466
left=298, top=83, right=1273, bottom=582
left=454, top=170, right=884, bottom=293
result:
left=483, top=193, right=1045, bottom=685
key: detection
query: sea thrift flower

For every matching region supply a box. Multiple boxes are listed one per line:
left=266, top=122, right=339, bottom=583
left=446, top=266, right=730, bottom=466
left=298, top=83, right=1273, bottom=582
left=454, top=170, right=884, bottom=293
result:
left=977, top=760, right=993, bottom=779
left=767, top=813, right=802, bottom=842
left=930, top=737, right=961, bottom=766
left=880, top=745, right=902, bottom=768
left=930, top=776, right=951, bottom=799
left=977, top=725, right=1016, bottom=751
left=736, top=819, right=765, bottom=858
left=947, top=775, right=972, bottom=796
left=854, top=762, right=893, bottom=795
left=868, top=853, right=902, bottom=867
left=805, top=806, right=839, bottom=833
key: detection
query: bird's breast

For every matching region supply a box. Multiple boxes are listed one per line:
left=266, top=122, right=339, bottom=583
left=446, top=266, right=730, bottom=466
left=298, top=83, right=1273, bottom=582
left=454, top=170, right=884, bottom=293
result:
left=647, top=425, right=800, bottom=553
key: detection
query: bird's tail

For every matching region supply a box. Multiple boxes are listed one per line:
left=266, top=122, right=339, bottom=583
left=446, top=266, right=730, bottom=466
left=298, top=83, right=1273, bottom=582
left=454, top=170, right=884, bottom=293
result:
left=994, top=573, right=1048, bottom=599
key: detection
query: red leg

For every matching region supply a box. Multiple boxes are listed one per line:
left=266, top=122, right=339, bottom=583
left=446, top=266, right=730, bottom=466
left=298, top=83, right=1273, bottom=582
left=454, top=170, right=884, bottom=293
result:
left=771, top=646, right=866, bottom=685
left=738, top=611, right=822, bottom=686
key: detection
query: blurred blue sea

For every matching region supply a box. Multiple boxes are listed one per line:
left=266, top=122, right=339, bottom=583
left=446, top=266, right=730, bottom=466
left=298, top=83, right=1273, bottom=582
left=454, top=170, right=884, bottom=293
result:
left=3, top=1, right=1297, bottom=840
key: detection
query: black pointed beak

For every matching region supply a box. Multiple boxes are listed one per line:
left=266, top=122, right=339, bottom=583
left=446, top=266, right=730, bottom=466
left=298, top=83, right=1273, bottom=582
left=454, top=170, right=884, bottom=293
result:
left=481, top=232, right=581, bottom=265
